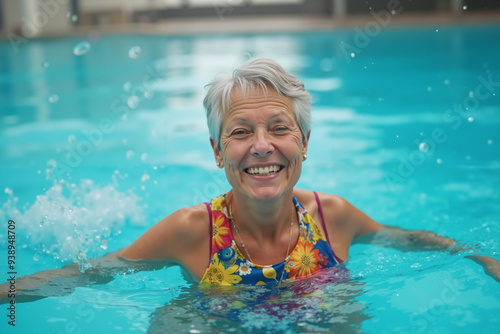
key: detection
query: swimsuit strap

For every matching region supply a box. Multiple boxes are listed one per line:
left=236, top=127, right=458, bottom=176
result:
left=313, top=191, right=331, bottom=245
left=313, top=191, right=343, bottom=264
left=204, top=202, right=213, bottom=268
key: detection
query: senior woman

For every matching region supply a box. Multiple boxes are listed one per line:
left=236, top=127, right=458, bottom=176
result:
left=121, top=57, right=500, bottom=286
left=1, top=58, right=499, bottom=303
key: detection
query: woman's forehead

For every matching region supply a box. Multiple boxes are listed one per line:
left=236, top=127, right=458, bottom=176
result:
left=226, top=86, right=294, bottom=116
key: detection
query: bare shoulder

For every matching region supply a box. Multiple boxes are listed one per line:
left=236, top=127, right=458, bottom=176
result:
left=120, top=203, right=209, bottom=261
left=293, top=189, right=347, bottom=219
left=294, top=189, right=381, bottom=237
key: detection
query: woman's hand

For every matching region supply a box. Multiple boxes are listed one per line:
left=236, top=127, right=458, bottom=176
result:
left=465, top=255, right=500, bottom=283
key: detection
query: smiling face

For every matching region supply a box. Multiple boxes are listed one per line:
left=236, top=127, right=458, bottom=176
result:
left=211, top=86, right=309, bottom=202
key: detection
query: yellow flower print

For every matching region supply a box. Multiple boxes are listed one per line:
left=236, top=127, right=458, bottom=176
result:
left=302, top=214, right=324, bottom=243
left=211, top=212, right=232, bottom=253
left=201, top=253, right=242, bottom=286
left=211, top=195, right=226, bottom=212
left=287, top=239, right=321, bottom=279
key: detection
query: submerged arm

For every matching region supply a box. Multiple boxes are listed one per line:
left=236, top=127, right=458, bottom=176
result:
left=1, top=204, right=208, bottom=304
left=355, top=226, right=500, bottom=282
left=0, top=251, right=167, bottom=304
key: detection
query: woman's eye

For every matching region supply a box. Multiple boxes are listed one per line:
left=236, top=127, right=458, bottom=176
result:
left=231, top=129, right=248, bottom=136
left=272, top=126, right=289, bottom=133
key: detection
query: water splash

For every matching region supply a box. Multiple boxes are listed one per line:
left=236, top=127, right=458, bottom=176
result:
left=0, top=179, right=144, bottom=272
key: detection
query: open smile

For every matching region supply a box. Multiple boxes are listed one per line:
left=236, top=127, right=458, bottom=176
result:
left=244, top=165, right=284, bottom=177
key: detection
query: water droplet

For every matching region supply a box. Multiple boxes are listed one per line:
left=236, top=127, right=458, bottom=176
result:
left=127, top=96, right=139, bottom=109
left=71, top=15, right=78, bottom=22
left=436, top=158, right=442, bottom=164
left=350, top=53, right=356, bottom=58
left=100, top=240, right=108, bottom=250
left=5, top=187, right=13, bottom=195
left=126, top=150, right=134, bottom=159
left=443, top=79, right=450, bottom=85
left=33, top=253, right=41, bottom=261
left=435, top=29, right=439, bottom=33
left=391, top=10, right=396, bottom=15
left=123, top=82, right=132, bottom=92
left=419, top=142, right=430, bottom=153
left=48, top=94, right=59, bottom=103
left=396, top=135, right=399, bottom=138
left=487, top=139, right=493, bottom=145
left=129, top=46, right=142, bottom=59
left=467, top=117, right=474, bottom=122
left=39, top=215, right=50, bottom=227
left=73, top=41, right=90, bottom=56
left=141, top=173, right=150, bottom=183
left=144, top=91, right=153, bottom=99
left=102, top=227, right=111, bottom=237
left=42, top=61, right=50, bottom=68
left=68, top=134, right=76, bottom=144
left=468, top=91, right=474, bottom=98
left=427, top=86, right=432, bottom=92
left=141, top=153, right=149, bottom=162
left=463, top=5, right=468, bottom=10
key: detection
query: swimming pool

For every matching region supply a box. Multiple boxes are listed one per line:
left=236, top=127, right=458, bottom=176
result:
left=1, top=22, right=499, bottom=333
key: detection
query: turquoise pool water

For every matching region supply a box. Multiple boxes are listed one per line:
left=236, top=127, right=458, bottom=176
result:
left=1, top=23, right=500, bottom=333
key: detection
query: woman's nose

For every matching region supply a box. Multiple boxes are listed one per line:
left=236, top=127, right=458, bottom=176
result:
left=251, top=130, right=274, bottom=157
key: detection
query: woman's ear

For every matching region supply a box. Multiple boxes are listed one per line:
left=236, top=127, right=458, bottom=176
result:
left=210, top=137, right=224, bottom=168
left=302, top=131, right=310, bottom=157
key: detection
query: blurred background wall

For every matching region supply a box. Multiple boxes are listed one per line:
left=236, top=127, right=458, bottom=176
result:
left=0, top=0, right=499, bottom=38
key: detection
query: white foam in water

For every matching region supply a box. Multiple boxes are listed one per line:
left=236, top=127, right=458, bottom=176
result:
left=0, top=179, right=144, bottom=272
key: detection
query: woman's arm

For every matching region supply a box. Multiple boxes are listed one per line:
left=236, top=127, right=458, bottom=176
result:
left=0, top=251, right=159, bottom=304
left=354, top=225, right=500, bottom=282
left=0, top=204, right=209, bottom=304
left=317, top=192, right=500, bottom=283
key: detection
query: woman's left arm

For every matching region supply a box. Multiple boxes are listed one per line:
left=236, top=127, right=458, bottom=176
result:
left=320, top=193, right=500, bottom=283
left=354, top=225, right=500, bottom=283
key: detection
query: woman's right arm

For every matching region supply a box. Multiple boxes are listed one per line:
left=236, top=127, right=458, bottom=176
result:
left=0, top=204, right=210, bottom=304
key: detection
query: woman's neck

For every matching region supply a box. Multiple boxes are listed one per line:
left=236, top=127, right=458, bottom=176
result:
left=227, top=189, right=295, bottom=243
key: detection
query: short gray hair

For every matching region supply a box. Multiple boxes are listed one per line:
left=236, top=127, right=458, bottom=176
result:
left=203, top=57, right=311, bottom=150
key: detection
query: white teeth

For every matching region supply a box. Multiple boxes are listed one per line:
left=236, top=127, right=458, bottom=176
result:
left=246, top=165, right=281, bottom=176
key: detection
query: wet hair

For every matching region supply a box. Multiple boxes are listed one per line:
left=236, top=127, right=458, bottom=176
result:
left=203, top=57, right=311, bottom=150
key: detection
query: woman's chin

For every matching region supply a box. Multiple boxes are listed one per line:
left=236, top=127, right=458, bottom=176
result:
left=241, top=185, right=292, bottom=202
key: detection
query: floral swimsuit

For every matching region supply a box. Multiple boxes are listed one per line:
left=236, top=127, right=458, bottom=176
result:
left=200, top=192, right=343, bottom=286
